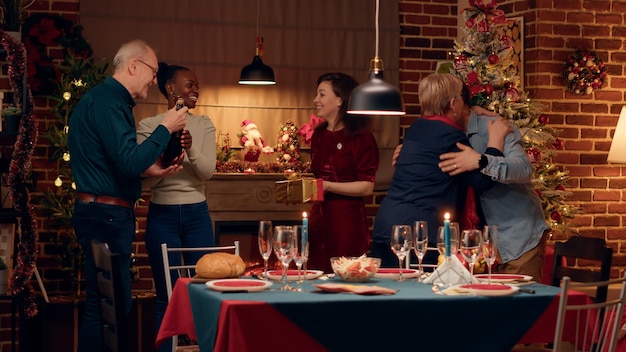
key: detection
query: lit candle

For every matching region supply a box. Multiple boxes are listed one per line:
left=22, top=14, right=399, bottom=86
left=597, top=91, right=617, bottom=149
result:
left=444, top=212, right=451, bottom=257
left=302, top=211, right=309, bottom=244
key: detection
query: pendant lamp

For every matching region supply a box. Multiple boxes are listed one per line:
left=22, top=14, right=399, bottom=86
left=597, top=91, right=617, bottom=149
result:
left=347, top=0, right=405, bottom=115
left=238, top=0, right=276, bottom=85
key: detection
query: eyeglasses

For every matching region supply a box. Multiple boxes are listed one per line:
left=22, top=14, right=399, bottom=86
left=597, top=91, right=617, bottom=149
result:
left=136, top=59, right=157, bottom=79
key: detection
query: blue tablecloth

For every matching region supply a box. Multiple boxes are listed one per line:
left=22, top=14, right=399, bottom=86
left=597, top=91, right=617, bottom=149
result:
left=187, top=278, right=559, bottom=352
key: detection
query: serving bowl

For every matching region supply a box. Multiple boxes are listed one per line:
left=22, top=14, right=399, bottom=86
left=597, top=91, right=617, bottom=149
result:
left=330, top=256, right=381, bottom=282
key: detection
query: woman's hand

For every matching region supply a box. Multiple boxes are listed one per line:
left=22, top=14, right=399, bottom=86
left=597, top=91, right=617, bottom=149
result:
left=181, top=130, right=192, bottom=151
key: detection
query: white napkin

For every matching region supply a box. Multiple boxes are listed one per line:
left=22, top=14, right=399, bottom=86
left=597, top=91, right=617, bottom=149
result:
left=422, top=255, right=478, bottom=285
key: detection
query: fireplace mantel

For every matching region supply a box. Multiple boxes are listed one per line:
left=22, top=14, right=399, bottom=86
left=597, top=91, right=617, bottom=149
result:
left=206, top=173, right=311, bottom=265
left=206, top=173, right=311, bottom=224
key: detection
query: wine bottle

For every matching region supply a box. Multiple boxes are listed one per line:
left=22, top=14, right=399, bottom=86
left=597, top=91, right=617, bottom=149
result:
left=161, top=98, right=185, bottom=166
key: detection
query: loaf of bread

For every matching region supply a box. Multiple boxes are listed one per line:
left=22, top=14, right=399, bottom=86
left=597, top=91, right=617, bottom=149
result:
left=195, top=252, right=246, bottom=279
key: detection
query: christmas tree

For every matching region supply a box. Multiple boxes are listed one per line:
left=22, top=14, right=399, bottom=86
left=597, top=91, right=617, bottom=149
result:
left=274, top=120, right=301, bottom=163
left=449, top=0, right=578, bottom=238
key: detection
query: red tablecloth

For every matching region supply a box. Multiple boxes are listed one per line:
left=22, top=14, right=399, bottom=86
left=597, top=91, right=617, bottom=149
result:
left=157, top=278, right=614, bottom=350
left=156, top=279, right=325, bottom=351
left=156, top=278, right=197, bottom=347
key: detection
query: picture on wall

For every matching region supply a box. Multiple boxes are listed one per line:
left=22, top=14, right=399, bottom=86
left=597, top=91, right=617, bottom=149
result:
left=505, top=16, right=524, bottom=90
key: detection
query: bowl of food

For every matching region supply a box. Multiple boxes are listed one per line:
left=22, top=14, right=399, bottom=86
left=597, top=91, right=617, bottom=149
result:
left=330, top=256, right=381, bottom=282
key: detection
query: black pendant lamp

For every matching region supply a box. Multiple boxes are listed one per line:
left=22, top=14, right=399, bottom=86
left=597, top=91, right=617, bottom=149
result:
left=347, top=0, right=405, bottom=115
left=239, top=0, right=276, bottom=85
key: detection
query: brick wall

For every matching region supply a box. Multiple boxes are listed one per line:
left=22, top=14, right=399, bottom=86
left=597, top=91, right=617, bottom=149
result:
left=2, top=0, right=626, bottom=349
left=396, top=0, right=626, bottom=279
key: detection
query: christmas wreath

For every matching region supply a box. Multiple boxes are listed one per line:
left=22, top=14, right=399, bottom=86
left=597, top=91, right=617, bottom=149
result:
left=22, top=13, right=93, bottom=96
left=562, top=48, right=607, bottom=95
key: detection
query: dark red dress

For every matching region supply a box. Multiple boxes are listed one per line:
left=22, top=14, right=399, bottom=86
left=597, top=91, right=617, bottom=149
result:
left=308, top=128, right=379, bottom=273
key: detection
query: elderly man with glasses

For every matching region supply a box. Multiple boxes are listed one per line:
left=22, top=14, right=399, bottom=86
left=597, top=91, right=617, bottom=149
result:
left=68, top=39, right=188, bottom=352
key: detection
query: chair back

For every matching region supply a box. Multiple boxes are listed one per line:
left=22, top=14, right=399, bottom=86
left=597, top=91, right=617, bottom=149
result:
left=551, top=236, right=613, bottom=303
left=161, top=241, right=240, bottom=300
left=161, top=242, right=239, bottom=352
left=405, top=247, right=439, bottom=273
left=91, top=240, right=127, bottom=352
left=553, top=275, right=626, bottom=352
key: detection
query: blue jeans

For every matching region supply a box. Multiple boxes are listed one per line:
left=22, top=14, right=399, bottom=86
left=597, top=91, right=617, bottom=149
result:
left=73, top=201, right=135, bottom=352
left=144, top=201, right=214, bottom=352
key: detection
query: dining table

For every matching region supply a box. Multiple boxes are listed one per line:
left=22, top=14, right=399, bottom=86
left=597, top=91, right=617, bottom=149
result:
left=157, top=275, right=596, bottom=352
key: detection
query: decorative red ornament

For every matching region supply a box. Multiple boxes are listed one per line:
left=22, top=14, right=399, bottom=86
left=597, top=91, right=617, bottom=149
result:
left=535, top=189, right=543, bottom=198
left=526, top=147, right=542, bottom=163
left=553, top=138, right=563, bottom=150
left=539, top=114, right=549, bottom=124
left=488, top=54, right=499, bottom=64
left=484, top=84, right=494, bottom=95
left=551, top=211, right=562, bottom=222
left=505, top=87, right=521, bottom=102
left=555, top=185, right=566, bottom=191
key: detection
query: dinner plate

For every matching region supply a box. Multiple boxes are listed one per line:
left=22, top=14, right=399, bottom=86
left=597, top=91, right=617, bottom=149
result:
left=205, top=279, right=272, bottom=292
left=374, top=268, right=420, bottom=279
left=458, top=283, right=519, bottom=296
left=265, top=270, right=324, bottom=281
left=473, top=274, right=532, bottom=283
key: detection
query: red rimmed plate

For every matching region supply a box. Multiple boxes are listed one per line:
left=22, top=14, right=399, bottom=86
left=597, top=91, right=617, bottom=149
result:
left=374, top=268, right=420, bottom=279
left=474, top=274, right=532, bottom=283
left=458, top=283, right=519, bottom=296
left=205, top=279, right=272, bottom=292
left=265, top=270, right=324, bottom=282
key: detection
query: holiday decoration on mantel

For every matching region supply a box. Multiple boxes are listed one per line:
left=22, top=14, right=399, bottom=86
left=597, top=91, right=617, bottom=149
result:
left=298, top=113, right=323, bottom=145
left=562, top=48, right=607, bottom=95
left=449, top=0, right=578, bottom=238
left=238, top=119, right=274, bottom=162
left=275, top=120, right=300, bottom=163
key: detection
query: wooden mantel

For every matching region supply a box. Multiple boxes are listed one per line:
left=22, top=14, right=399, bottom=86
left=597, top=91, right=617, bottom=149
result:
left=206, top=173, right=312, bottom=265
left=206, top=173, right=312, bottom=224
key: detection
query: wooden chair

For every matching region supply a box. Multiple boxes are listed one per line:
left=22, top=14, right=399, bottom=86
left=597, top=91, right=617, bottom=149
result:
left=91, top=240, right=127, bottom=352
left=161, top=241, right=240, bottom=352
left=553, top=275, right=626, bottom=352
left=551, top=236, right=613, bottom=303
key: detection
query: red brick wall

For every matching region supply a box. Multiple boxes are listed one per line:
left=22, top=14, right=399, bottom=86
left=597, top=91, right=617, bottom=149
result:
left=17, top=0, right=626, bottom=293
left=2, top=0, right=626, bottom=348
left=396, top=0, right=626, bottom=279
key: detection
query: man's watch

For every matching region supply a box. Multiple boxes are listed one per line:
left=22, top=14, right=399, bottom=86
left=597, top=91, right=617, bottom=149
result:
left=478, top=154, right=488, bottom=170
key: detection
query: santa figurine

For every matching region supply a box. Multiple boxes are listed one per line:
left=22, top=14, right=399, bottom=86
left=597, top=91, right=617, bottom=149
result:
left=239, top=119, right=274, bottom=162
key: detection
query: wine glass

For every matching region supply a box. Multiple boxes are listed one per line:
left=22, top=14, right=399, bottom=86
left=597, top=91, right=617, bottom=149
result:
left=273, top=225, right=295, bottom=291
left=292, top=225, right=309, bottom=291
left=482, top=225, right=499, bottom=285
left=390, top=225, right=412, bottom=281
left=460, top=229, right=483, bottom=278
left=258, top=220, right=273, bottom=280
left=412, top=221, right=428, bottom=280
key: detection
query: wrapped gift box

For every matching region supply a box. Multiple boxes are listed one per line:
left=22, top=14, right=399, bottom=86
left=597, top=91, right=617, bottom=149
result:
left=275, top=178, right=324, bottom=203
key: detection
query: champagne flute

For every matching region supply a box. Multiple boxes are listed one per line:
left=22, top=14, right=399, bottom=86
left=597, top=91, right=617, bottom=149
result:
left=460, top=229, right=483, bottom=278
left=412, top=220, right=428, bottom=280
left=258, top=220, right=273, bottom=280
left=292, top=225, right=309, bottom=290
left=482, top=225, right=499, bottom=285
left=390, top=225, right=412, bottom=281
left=273, top=225, right=295, bottom=291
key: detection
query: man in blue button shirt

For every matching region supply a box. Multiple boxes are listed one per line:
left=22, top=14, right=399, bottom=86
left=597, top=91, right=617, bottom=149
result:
left=68, top=39, right=188, bottom=352
left=437, top=99, right=549, bottom=283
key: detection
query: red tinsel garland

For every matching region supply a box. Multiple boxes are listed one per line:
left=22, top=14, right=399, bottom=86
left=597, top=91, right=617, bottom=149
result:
left=0, top=31, right=39, bottom=318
